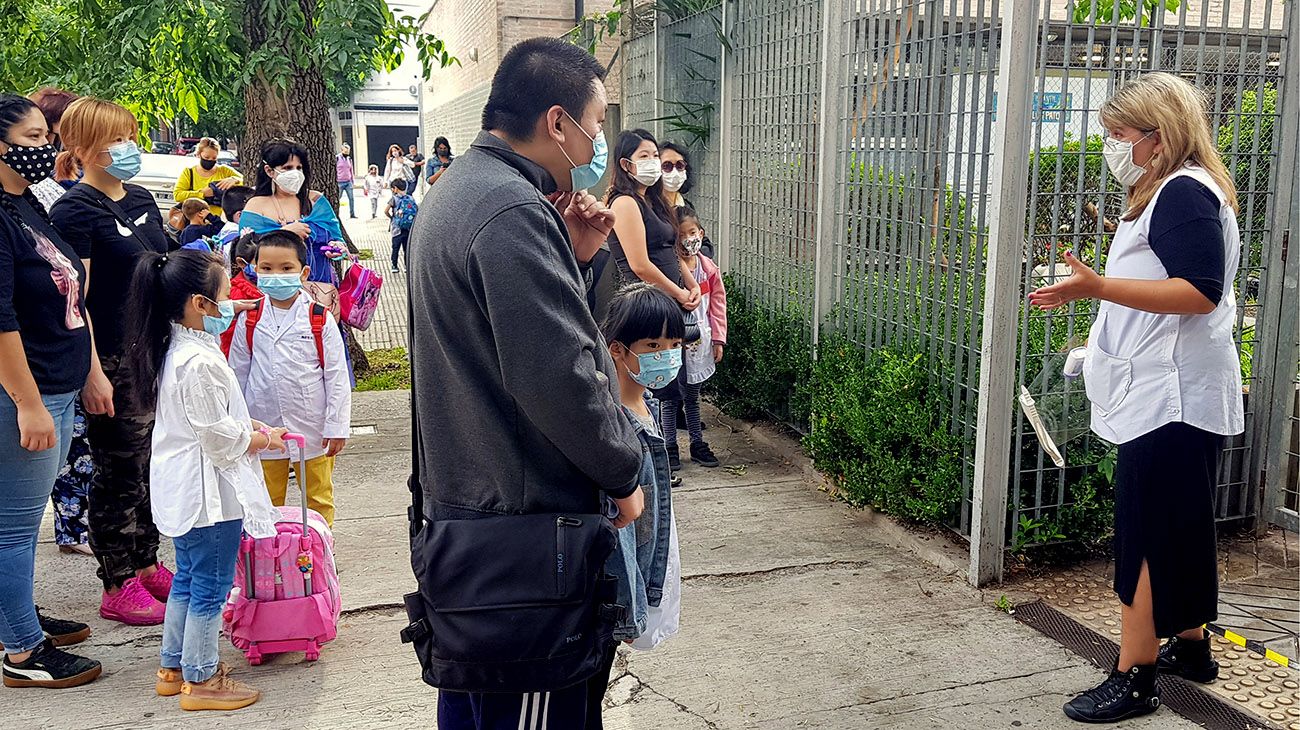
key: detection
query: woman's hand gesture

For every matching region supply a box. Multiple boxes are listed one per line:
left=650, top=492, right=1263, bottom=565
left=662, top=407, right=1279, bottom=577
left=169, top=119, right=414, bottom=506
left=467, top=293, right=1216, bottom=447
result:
left=18, top=402, right=56, bottom=452
left=1028, top=251, right=1103, bottom=311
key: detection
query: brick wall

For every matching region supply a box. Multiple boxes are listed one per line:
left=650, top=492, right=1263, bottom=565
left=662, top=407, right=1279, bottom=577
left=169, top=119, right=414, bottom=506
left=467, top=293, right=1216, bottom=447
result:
left=423, top=82, right=492, bottom=158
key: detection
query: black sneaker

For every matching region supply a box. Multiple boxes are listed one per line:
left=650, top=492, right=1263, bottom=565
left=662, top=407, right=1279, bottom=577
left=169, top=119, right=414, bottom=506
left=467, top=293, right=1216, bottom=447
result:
left=2, top=639, right=101, bottom=689
left=1063, top=664, right=1160, bottom=723
left=690, top=441, right=720, bottom=468
left=1157, top=635, right=1219, bottom=683
left=670, top=475, right=683, bottom=488
left=36, top=608, right=91, bottom=647
left=667, top=445, right=681, bottom=472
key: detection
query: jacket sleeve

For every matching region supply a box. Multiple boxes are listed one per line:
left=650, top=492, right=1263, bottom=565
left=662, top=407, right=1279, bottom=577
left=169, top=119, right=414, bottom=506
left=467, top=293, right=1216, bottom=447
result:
left=706, top=257, right=728, bottom=346
left=466, top=201, right=642, bottom=498
left=173, top=167, right=205, bottom=202
left=320, top=311, right=351, bottom=439
left=177, top=357, right=252, bottom=469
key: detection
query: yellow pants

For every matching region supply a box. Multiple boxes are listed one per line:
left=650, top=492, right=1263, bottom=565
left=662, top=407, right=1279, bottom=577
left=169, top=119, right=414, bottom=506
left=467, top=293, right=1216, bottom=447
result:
left=261, top=455, right=336, bottom=526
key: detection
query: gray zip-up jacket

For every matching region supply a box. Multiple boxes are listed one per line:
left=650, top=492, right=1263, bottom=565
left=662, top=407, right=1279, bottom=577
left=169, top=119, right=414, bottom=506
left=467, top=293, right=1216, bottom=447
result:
left=409, top=131, right=642, bottom=520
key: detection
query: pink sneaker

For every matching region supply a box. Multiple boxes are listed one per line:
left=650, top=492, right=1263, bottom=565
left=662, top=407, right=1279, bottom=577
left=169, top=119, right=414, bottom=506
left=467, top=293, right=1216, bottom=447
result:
left=139, top=563, right=174, bottom=602
left=100, top=578, right=166, bottom=626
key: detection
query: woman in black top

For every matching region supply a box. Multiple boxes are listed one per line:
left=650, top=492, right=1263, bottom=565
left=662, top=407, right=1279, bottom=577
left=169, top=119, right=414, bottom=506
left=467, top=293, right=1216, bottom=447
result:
left=0, top=94, right=101, bottom=688
left=606, top=129, right=700, bottom=469
left=49, top=97, right=173, bottom=625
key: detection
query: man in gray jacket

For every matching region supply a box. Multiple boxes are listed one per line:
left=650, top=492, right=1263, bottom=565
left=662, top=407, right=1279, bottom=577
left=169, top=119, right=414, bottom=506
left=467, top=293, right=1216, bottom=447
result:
left=408, top=37, right=643, bottom=729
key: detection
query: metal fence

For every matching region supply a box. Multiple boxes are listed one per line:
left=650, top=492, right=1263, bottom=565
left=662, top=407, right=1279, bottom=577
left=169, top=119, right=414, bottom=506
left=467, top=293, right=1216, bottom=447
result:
left=621, top=0, right=1300, bottom=583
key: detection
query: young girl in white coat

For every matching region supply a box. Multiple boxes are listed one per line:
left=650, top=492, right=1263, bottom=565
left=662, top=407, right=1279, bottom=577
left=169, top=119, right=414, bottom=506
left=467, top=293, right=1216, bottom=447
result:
left=228, top=231, right=351, bottom=526
left=120, top=248, right=285, bottom=711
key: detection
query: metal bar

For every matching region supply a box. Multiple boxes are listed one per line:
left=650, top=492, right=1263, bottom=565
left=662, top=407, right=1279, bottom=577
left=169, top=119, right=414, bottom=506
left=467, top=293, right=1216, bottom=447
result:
left=718, top=0, right=734, bottom=272
left=969, top=0, right=1038, bottom=586
left=812, top=0, right=845, bottom=348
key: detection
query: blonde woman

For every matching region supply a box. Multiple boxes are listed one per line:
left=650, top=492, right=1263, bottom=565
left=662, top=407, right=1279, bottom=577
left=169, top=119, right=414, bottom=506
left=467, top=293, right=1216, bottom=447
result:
left=1031, top=73, right=1244, bottom=723
left=49, top=97, right=174, bottom=627
left=173, top=137, right=241, bottom=217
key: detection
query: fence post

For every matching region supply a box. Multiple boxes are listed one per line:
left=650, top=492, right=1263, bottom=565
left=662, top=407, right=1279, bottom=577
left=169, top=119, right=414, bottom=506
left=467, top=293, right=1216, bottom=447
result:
left=717, top=0, right=735, bottom=272
left=652, top=7, right=662, bottom=139
left=968, top=0, right=1038, bottom=587
left=812, top=0, right=845, bottom=348
left=1254, top=3, right=1300, bottom=533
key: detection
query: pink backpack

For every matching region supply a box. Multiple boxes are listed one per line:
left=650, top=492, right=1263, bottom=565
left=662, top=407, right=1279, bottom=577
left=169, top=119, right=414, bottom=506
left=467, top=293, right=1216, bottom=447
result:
left=223, top=434, right=341, bottom=664
left=338, top=261, right=383, bottom=331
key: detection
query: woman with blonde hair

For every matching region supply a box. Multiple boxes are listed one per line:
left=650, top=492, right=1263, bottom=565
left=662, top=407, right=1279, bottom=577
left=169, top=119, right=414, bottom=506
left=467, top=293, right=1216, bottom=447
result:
left=49, top=97, right=174, bottom=627
left=1031, top=73, right=1245, bottom=723
left=174, top=136, right=241, bottom=217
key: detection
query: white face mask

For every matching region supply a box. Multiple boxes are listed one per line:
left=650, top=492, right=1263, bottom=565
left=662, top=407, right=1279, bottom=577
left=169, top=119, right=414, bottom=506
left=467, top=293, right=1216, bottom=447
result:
left=627, top=158, right=662, bottom=187
left=1102, top=134, right=1151, bottom=187
left=662, top=169, right=687, bottom=192
left=274, top=168, right=306, bottom=195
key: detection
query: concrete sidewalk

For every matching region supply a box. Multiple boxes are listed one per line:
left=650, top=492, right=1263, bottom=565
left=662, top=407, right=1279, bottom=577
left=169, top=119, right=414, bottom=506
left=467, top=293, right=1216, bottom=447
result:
left=12, top=390, right=1199, bottom=729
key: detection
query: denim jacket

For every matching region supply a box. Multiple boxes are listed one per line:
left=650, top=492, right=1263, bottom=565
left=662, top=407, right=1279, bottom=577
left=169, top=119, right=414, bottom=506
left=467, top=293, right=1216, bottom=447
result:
left=605, top=398, right=674, bottom=641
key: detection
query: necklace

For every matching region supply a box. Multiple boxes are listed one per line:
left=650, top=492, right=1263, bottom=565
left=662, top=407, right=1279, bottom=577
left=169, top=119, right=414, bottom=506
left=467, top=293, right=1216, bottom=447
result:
left=271, top=195, right=297, bottom=224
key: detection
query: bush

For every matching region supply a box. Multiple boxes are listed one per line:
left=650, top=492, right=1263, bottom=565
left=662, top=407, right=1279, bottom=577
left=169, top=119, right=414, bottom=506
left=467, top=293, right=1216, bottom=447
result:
left=804, top=338, right=965, bottom=524
left=355, top=347, right=409, bottom=391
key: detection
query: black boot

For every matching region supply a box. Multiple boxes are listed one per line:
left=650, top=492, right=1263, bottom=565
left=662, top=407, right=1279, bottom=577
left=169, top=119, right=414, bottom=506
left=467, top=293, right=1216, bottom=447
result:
left=1157, top=635, right=1219, bottom=683
left=1063, top=664, right=1161, bottom=723
left=667, top=445, right=682, bottom=472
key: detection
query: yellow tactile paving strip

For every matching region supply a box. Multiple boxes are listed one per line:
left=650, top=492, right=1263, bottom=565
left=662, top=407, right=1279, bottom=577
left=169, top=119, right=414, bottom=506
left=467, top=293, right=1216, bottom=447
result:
left=1016, top=569, right=1300, bottom=729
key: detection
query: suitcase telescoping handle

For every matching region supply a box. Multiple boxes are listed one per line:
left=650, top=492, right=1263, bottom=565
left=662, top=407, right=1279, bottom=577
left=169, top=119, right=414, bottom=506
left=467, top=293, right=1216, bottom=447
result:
left=281, top=432, right=314, bottom=596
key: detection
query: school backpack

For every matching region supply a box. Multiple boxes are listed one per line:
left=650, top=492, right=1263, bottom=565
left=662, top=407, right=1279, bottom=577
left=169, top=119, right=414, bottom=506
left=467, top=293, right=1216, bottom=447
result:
left=244, top=299, right=328, bottom=369
left=393, top=194, right=418, bottom=230
left=224, top=434, right=342, bottom=664
left=338, top=262, right=383, bottom=331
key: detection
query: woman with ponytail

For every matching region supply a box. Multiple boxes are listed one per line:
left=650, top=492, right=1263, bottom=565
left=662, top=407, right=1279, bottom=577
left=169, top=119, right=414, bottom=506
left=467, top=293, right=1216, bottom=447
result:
left=121, top=249, right=282, bottom=712
left=0, top=93, right=101, bottom=689
left=48, top=97, right=175, bottom=626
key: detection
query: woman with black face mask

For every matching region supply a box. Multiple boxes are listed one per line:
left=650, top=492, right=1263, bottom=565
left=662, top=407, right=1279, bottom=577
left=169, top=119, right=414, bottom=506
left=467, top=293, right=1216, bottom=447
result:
left=174, top=137, right=242, bottom=218
left=0, top=93, right=101, bottom=689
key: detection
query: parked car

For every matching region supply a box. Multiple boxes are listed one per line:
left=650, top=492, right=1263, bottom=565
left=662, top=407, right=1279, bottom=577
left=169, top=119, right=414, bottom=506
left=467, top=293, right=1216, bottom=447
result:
left=152, top=141, right=176, bottom=155
left=137, top=153, right=194, bottom=213
left=217, top=150, right=240, bottom=170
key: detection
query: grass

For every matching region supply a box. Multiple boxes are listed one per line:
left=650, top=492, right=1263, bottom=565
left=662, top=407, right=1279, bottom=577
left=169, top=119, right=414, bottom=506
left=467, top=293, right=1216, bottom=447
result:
left=355, top=347, right=410, bottom=391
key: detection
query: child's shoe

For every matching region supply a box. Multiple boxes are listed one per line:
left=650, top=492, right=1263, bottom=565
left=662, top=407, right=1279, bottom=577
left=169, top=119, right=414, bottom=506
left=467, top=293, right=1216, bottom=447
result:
left=99, top=578, right=166, bottom=626
left=139, top=563, right=174, bottom=602
left=690, top=441, right=720, bottom=468
left=179, top=663, right=261, bottom=711
left=156, top=667, right=183, bottom=697
left=667, top=445, right=682, bottom=472
left=2, top=639, right=101, bottom=689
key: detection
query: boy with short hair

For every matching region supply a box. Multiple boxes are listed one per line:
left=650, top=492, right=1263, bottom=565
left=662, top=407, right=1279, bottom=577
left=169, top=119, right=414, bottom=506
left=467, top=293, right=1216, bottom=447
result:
left=220, top=185, right=255, bottom=236
left=385, top=178, right=418, bottom=273
left=228, top=231, right=351, bottom=526
left=178, top=199, right=223, bottom=248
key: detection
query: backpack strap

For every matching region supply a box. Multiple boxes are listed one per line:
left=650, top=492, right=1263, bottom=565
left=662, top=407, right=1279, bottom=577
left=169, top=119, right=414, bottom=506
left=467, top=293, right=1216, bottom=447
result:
left=309, top=303, right=327, bottom=370
left=244, top=298, right=265, bottom=356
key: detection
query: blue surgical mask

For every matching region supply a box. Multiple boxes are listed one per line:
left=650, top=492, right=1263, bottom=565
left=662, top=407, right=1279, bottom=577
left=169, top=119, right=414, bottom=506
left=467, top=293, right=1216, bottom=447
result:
left=201, top=298, right=235, bottom=337
left=259, top=273, right=304, bottom=302
left=625, top=347, right=683, bottom=389
left=242, top=264, right=258, bottom=284
left=104, top=141, right=142, bottom=181
left=558, top=111, right=607, bottom=191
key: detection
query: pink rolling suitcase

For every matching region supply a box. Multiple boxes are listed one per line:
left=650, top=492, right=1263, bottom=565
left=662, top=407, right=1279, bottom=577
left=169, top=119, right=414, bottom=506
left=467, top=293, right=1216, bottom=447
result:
left=223, top=433, right=342, bottom=664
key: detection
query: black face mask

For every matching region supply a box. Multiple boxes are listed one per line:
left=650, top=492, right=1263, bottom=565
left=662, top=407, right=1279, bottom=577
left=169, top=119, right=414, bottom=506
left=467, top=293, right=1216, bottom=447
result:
left=1, top=141, right=57, bottom=184
left=199, top=158, right=217, bottom=171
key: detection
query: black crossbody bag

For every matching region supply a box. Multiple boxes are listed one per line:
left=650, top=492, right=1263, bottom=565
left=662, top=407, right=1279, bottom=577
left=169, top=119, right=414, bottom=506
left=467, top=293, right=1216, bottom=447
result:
left=400, top=273, right=621, bottom=694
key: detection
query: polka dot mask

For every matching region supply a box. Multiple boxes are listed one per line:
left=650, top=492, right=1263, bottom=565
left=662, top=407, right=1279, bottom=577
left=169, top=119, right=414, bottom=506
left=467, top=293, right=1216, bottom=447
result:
left=1, top=141, right=57, bottom=185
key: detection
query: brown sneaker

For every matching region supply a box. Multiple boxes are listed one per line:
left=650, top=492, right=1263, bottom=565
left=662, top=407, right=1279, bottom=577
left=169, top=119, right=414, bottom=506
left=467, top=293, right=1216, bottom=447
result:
left=178, top=663, right=261, bottom=711
left=155, top=667, right=182, bottom=697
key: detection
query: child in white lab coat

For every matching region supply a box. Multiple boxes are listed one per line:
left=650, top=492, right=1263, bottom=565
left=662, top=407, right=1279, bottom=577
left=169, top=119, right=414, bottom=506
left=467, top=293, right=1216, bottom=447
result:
left=228, top=230, right=351, bottom=526
left=363, top=165, right=385, bottom=219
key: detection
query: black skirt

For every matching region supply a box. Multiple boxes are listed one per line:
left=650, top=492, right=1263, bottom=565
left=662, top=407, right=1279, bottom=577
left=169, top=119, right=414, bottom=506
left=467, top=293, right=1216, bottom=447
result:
left=1113, top=421, right=1222, bottom=638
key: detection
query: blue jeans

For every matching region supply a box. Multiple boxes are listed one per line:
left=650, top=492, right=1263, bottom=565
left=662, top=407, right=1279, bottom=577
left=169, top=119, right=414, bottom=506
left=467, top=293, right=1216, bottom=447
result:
left=160, top=519, right=242, bottom=682
left=338, top=182, right=356, bottom=217
left=0, top=390, right=77, bottom=655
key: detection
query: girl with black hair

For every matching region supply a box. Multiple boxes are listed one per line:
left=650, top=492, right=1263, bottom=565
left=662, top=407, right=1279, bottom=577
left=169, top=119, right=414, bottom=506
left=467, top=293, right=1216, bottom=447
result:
left=121, top=248, right=283, bottom=711
left=606, top=129, right=700, bottom=470
left=0, top=93, right=100, bottom=689
left=426, top=136, right=454, bottom=186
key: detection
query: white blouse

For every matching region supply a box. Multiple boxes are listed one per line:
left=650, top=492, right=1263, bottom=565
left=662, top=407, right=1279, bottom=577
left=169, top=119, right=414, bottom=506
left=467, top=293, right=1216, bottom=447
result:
left=150, top=324, right=280, bottom=539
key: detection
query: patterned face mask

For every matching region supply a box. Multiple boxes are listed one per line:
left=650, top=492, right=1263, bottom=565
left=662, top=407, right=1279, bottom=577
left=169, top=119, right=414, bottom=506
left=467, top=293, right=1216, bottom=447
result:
left=624, top=347, right=683, bottom=389
left=2, top=141, right=57, bottom=184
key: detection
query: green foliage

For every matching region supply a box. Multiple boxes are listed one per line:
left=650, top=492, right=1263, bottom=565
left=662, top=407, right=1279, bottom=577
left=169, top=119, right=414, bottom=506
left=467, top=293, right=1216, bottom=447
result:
left=804, top=337, right=965, bottom=524
left=1070, top=0, right=1181, bottom=26
left=994, top=594, right=1015, bottom=613
left=707, top=277, right=814, bottom=423
left=1011, top=515, right=1067, bottom=552
left=355, top=348, right=410, bottom=391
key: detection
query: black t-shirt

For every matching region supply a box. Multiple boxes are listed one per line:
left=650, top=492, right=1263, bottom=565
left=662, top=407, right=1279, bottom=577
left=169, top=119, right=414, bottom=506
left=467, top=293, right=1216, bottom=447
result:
left=0, top=192, right=91, bottom=394
left=409, top=153, right=425, bottom=173
left=608, top=192, right=682, bottom=288
left=50, top=183, right=171, bottom=358
left=1149, top=177, right=1227, bottom=306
